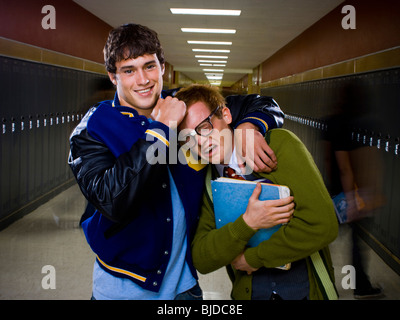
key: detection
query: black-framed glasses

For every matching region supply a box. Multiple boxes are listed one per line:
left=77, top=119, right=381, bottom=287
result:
left=181, top=105, right=223, bottom=149
left=188, top=105, right=222, bottom=139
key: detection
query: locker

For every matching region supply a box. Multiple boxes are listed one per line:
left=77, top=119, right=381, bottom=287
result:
left=19, top=115, right=29, bottom=205
left=27, top=114, right=36, bottom=202
left=1, top=117, right=11, bottom=216
left=33, top=113, right=43, bottom=199
left=9, top=116, right=21, bottom=211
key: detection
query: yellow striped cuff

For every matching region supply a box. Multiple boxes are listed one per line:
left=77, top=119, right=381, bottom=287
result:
left=145, top=129, right=170, bottom=147
left=242, top=116, right=269, bottom=132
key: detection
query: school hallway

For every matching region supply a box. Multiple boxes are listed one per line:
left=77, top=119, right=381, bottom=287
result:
left=1, top=0, right=400, bottom=302
left=0, top=184, right=399, bottom=300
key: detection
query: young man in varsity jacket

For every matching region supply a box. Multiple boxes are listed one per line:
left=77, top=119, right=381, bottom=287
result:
left=176, top=84, right=339, bottom=300
left=68, top=23, right=285, bottom=299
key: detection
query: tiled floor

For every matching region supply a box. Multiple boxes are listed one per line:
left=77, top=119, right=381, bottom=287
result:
left=0, top=184, right=399, bottom=300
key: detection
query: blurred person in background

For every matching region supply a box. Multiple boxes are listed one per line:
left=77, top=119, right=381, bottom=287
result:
left=323, top=81, right=386, bottom=299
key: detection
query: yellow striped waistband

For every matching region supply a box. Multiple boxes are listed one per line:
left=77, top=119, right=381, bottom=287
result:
left=96, top=255, right=147, bottom=283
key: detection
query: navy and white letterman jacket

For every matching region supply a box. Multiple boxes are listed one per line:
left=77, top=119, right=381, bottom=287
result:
left=68, top=90, right=284, bottom=292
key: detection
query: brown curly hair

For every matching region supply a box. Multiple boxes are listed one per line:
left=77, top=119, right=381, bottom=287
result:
left=103, top=23, right=165, bottom=73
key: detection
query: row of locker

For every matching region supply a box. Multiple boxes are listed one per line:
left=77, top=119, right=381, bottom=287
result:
left=0, top=56, right=108, bottom=224
left=0, top=110, right=83, bottom=220
left=262, top=67, right=400, bottom=268
left=269, top=69, right=400, bottom=137
left=285, top=113, right=400, bottom=157
left=2, top=112, right=85, bottom=134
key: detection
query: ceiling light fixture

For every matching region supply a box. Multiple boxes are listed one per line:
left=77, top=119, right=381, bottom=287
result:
left=195, top=55, right=228, bottom=59
left=206, top=75, right=223, bottom=80
left=203, top=69, right=224, bottom=72
left=209, top=81, right=222, bottom=86
left=188, top=41, right=232, bottom=45
left=193, top=49, right=230, bottom=53
left=171, top=8, right=241, bottom=16
left=198, top=60, right=227, bottom=63
left=181, top=28, right=236, bottom=34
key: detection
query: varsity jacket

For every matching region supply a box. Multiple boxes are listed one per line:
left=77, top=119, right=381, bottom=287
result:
left=68, top=89, right=284, bottom=292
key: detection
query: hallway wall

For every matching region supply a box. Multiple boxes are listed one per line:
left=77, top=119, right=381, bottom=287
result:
left=260, top=0, right=400, bottom=83
left=232, top=0, right=400, bottom=94
left=0, top=0, right=112, bottom=64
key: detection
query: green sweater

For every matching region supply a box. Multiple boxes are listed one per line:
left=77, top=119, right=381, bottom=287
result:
left=192, top=129, right=339, bottom=300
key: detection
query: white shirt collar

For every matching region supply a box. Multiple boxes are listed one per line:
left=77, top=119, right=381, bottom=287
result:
left=215, top=147, right=243, bottom=177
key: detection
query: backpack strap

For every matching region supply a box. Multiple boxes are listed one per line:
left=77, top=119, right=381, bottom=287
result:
left=310, top=251, right=338, bottom=300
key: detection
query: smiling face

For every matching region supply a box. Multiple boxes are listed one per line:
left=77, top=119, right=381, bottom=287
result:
left=108, top=53, right=165, bottom=117
left=179, top=100, right=234, bottom=165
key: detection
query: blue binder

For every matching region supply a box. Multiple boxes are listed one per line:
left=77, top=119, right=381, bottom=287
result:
left=211, top=177, right=290, bottom=247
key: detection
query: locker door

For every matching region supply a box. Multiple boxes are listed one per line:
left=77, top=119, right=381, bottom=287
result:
left=1, top=117, right=11, bottom=218
left=19, top=115, right=29, bottom=205
left=9, top=116, right=21, bottom=211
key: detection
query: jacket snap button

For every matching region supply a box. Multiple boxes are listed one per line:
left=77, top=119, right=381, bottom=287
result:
left=153, top=281, right=158, bottom=286
left=164, top=250, right=169, bottom=255
left=157, top=270, right=162, bottom=275
left=162, top=183, right=167, bottom=189
left=166, top=217, right=171, bottom=222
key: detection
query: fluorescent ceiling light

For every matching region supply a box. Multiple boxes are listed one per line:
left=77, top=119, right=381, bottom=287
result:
left=181, top=28, right=236, bottom=34
left=206, top=75, right=223, bottom=80
left=198, top=60, right=227, bottom=63
left=188, top=41, right=232, bottom=45
left=195, top=55, right=228, bottom=59
left=213, top=64, right=226, bottom=67
left=171, top=8, right=241, bottom=16
left=193, top=49, right=230, bottom=53
left=209, top=81, right=222, bottom=86
left=199, top=64, right=213, bottom=66
left=203, top=69, right=224, bottom=72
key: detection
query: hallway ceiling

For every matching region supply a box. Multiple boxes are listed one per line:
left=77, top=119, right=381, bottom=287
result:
left=74, top=0, right=344, bottom=87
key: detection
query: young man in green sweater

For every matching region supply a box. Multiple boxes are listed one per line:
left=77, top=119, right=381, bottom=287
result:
left=176, top=84, right=339, bottom=300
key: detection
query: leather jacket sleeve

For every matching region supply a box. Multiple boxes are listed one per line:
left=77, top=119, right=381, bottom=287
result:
left=226, top=94, right=284, bottom=133
left=68, top=105, right=171, bottom=223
